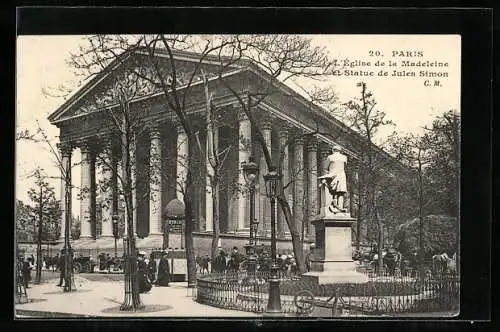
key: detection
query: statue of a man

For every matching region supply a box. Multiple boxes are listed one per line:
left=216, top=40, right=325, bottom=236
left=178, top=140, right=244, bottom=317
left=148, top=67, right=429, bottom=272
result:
left=320, top=146, right=348, bottom=213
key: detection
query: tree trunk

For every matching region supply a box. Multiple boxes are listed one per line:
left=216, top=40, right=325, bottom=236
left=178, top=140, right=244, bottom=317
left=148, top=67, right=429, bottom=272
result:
left=184, top=170, right=197, bottom=287
left=418, top=157, right=425, bottom=282
left=121, top=118, right=141, bottom=309
left=36, top=187, right=43, bottom=284
left=377, top=221, right=384, bottom=273
left=277, top=193, right=306, bottom=273
left=36, top=219, right=42, bottom=283
left=210, top=180, right=220, bottom=272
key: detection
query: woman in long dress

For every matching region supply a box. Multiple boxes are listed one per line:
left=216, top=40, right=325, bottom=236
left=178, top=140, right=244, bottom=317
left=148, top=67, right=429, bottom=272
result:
left=156, top=251, right=170, bottom=287
left=137, top=254, right=152, bottom=293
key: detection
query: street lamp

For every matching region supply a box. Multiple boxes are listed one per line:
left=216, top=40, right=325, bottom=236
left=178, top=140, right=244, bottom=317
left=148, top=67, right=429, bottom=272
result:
left=263, top=166, right=282, bottom=315
left=242, top=156, right=259, bottom=275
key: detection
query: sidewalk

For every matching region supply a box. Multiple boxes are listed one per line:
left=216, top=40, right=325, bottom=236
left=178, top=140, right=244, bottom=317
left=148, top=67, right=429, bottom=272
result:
left=15, top=275, right=257, bottom=318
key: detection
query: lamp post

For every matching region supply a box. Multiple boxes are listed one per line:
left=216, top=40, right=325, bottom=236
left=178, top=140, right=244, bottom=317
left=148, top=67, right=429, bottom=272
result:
left=242, top=156, right=259, bottom=275
left=62, top=167, right=75, bottom=293
left=263, top=166, right=282, bottom=315
left=112, top=215, right=119, bottom=258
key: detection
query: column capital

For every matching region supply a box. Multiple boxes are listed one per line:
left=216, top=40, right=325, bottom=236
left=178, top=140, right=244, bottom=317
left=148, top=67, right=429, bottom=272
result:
left=172, top=120, right=186, bottom=134
left=278, top=129, right=288, bottom=139
left=237, top=109, right=249, bottom=122
left=319, top=142, right=332, bottom=157
left=97, top=134, right=115, bottom=152
left=307, top=137, right=318, bottom=151
left=261, top=120, right=273, bottom=131
left=57, top=142, right=73, bottom=157
left=278, top=123, right=294, bottom=137
left=148, top=122, right=162, bottom=140
left=77, top=139, right=92, bottom=153
left=294, top=136, right=306, bottom=146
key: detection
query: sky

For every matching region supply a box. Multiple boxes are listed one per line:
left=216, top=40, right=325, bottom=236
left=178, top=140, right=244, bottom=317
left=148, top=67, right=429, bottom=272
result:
left=16, top=35, right=461, bottom=216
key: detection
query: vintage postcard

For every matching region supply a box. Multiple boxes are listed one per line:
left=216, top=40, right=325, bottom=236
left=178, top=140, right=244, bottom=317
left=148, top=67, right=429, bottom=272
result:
left=15, top=33, right=461, bottom=319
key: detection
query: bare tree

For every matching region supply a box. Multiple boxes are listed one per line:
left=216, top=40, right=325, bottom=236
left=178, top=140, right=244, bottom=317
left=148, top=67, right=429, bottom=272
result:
left=208, top=35, right=340, bottom=272
left=50, top=35, right=357, bottom=276
left=66, top=35, right=156, bottom=309
left=341, top=82, right=395, bottom=271
left=196, top=72, right=232, bottom=267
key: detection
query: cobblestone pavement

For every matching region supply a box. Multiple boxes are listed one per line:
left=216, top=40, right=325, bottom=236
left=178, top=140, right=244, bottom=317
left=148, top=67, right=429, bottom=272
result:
left=15, top=275, right=257, bottom=318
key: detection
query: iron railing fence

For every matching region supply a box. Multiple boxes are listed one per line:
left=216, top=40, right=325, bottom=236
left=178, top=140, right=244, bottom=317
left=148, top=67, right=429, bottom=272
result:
left=195, top=271, right=459, bottom=317
left=195, top=271, right=301, bottom=314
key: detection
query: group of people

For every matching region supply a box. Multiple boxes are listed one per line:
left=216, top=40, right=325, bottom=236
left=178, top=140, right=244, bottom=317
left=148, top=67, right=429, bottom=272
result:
left=210, top=246, right=300, bottom=274
left=98, top=253, right=121, bottom=272
left=211, top=247, right=242, bottom=273
left=351, top=246, right=416, bottom=276
left=137, top=250, right=171, bottom=293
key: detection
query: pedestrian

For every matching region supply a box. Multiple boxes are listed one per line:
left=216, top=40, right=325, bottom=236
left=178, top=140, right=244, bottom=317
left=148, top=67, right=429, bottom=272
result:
left=384, top=248, right=396, bottom=276
left=53, top=253, right=60, bottom=272
left=306, top=244, right=315, bottom=272
left=106, top=253, right=113, bottom=272
left=137, top=252, right=151, bottom=293
left=22, top=256, right=31, bottom=289
left=56, top=252, right=66, bottom=287
left=147, top=253, right=157, bottom=284
left=156, top=250, right=170, bottom=287
left=213, top=250, right=227, bottom=273
left=227, top=247, right=242, bottom=272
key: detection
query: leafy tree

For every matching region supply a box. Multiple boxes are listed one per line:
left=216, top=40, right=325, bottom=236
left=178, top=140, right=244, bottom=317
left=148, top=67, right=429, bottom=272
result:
left=27, top=168, right=61, bottom=283
left=422, top=110, right=460, bottom=218
left=71, top=215, right=81, bottom=240
left=387, top=110, right=460, bottom=275
left=393, top=215, right=458, bottom=258
left=16, top=199, right=34, bottom=242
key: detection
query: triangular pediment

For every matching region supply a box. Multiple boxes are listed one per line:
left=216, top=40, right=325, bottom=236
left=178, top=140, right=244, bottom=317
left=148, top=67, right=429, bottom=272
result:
left=48, top=50, right=242, bottom=123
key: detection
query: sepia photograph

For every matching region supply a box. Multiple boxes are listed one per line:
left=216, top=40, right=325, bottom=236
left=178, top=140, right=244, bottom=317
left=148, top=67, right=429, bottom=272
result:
left=15, top=33, right=461, bottom=319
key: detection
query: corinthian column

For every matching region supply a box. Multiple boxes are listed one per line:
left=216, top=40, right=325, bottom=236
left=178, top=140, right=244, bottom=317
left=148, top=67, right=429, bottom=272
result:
left=238, top=111, right=251, bottom=232
left=293, top=137, right=305, bottom=239
left=307, top=137, right=318, bottom=238
left=58, top=143, right=73, bottom=240
left=176, top=123, right=189, bottom=202
left=100, top=139, right=114, bottom=238
left=149, top=123, right=163, bottom=237
left=259, top=121, right=272, bottom=237
left=79, top=142, right=92, bottom=239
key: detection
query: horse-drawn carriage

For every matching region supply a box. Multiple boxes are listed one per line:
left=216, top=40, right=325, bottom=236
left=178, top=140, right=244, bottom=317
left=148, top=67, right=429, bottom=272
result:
left=73, top=256, right=97, bottom=273
left=97, top=253, right=124, bottom=272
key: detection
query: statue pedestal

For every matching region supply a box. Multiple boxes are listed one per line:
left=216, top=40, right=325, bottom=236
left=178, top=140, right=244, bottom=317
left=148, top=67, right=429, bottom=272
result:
left=303, top=213, right=368, bottom=285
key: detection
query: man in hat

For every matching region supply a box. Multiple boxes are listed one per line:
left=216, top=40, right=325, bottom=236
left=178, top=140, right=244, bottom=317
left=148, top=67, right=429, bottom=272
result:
left=227, top=247, right=242, bottom=272
left=156, top=250, right=170, bottom=286
left=213, top=249, right=227, bottom=273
